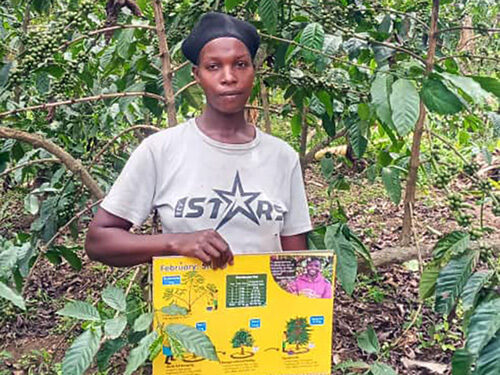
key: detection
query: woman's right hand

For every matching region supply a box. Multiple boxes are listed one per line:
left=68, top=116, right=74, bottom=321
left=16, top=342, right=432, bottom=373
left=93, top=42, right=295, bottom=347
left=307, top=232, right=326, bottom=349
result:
left=171, top=229, right=233, bottom=269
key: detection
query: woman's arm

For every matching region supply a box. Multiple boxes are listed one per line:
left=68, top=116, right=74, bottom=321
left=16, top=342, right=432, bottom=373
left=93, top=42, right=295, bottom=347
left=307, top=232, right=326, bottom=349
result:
left=85, top=208, right=233, bottom=268
left=280, top=233, right=308, bottom=251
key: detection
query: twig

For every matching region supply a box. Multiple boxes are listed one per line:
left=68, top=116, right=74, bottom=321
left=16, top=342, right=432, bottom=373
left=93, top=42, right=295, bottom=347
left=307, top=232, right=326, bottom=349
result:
left=90, top=125, right=160, bottom=166
left=303, top=129, right=348, bottom=166
left=59, top=24, right=156, bottom=50
left=437, top=54, right=500, bottom=63
left=428, top=130, right=468, bottom=164
left=436, top=26, right=500, bottom=35
left=390, top=303, right=423, bottom=349
left=172, top=60, right=190, bottom=74
left=0, top=158, right=60, bottom=178
left=174, top=80, right=198, bottom=97
left=0, top=91, right=167, bottom=118
left=258, top=32, right=370, bottom=70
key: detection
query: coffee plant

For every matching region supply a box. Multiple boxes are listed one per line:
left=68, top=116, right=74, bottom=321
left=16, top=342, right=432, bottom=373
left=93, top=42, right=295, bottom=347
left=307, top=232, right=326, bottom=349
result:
left=0, top=0, right=498, bottom=373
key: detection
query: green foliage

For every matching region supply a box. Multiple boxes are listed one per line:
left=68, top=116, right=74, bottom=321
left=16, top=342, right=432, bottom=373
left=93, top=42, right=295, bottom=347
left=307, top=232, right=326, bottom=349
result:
left=165, top=324, right=218, bottom=361
left=357, top=326, right=379, bottom=354
left=62, top=327, right=102, bottom=375
left=381, top=166, right=401, bottom=205
left=389, top=79, right=420, bottom=137
left=57, top=301, right=101, bottom=321
left=0, top=280, right=26, bottom=310
left=421, top=78, right=464, bottom=115
left=285, top=317, right=311, bottom=348
left=124, top=331, right=159, bottom=375
left=133, top=312, right=153, bottom=332
left=258, top=0, right=278, bottom=34
left=231, top=329, right=255, bottom=351
left=102, top=285, right=127, bottom=312
left=461, top=271, right=493, bottom=313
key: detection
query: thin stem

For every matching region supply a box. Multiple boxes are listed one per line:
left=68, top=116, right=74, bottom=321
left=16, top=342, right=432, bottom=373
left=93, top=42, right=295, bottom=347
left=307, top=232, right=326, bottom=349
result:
left=436, top=26, right=500, bottom=35
left=174, top=80, right=198, bottom=97
left=59, top=24, right=156, bottom=51
left=0, top=91, right=166, bottom=118
left=0, top=158, right=60, bottom=178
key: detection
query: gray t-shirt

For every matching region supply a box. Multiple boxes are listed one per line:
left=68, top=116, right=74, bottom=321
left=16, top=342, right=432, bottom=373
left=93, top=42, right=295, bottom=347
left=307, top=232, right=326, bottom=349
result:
left=101, top=119, right=312, bottom=254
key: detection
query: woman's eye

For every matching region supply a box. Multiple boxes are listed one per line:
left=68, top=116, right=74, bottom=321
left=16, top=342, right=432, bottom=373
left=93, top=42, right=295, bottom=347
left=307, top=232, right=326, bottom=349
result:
left=236, top=61, right=248, bottom=68
left=207, top=64, right=218, bottom=70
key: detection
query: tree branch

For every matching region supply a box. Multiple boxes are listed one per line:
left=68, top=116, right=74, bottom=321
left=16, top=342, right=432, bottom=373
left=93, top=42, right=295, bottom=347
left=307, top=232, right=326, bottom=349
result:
left=436, top=26, right=500, bottom=35
left=0, top=158, right=60, bottom=178
left=437, top=54, right=500, bottom=63
left=0, top=91, right=166, bottom=118
left=174, top=81, right=198, bottom=97
left=172, top=60, right=190, bottom=74
left=0, top=127, right=104, bottom=199
left=303, top=129, right=347, bottom=166
left=90, top=125, right=160, bottom=167
left=152, top=0, right=177, bottom=127
left=59, top=24, right=156, bottom=50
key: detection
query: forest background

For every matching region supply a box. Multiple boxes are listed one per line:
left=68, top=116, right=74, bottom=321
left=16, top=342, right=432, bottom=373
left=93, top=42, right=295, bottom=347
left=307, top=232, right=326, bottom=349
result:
left=0, top=0, right=498, bottom=374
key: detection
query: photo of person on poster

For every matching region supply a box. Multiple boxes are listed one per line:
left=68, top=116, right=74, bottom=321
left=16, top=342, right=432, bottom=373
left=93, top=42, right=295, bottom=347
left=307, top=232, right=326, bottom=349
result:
left=287, top=257, right=332, bottom=299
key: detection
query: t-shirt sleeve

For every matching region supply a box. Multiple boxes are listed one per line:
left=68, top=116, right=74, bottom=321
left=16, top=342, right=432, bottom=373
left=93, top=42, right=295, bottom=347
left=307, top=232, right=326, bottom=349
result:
left=280, top=158, right=313, bottom=236
left=100, top=139, right=157, bottom=226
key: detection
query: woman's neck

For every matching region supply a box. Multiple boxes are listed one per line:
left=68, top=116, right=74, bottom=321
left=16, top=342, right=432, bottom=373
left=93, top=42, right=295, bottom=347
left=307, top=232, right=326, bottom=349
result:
left=196, top=106, right=255, bottom=143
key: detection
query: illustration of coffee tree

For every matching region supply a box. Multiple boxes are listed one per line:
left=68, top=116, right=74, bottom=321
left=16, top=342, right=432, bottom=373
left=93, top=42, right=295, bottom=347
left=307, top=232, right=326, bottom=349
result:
left=162, top=271, right=210, bottom=312
left=231, top=329, right=255, bottom=355
left=286, top=317, right=311, bottom=350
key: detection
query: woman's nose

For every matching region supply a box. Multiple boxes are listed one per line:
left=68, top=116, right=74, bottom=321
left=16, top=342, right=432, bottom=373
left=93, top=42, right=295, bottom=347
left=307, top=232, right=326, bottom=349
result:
left=221, top=66, right=237, bottom=85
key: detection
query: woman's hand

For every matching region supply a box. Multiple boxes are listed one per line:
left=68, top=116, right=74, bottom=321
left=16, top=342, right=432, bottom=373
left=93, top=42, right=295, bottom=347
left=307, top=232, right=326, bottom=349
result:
left=171, top=229, right=233, bottom=269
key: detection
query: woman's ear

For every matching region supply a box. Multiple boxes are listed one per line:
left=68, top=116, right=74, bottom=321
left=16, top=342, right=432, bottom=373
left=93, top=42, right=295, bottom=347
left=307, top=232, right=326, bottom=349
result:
left=192, top=65, right=200, bottom=83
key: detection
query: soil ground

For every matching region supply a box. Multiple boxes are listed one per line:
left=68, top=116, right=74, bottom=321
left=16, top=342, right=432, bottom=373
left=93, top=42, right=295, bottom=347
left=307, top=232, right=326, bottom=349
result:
left=0, top=164, right=498, bottom=374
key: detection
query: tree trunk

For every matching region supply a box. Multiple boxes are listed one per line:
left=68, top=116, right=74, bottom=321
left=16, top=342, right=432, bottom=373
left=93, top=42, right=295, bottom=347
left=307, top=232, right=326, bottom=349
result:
left=152, top=0, right=177, bottom=127
left=241, top=345, right=244, bottom=355
left=401, top=0, right=440, bottom=245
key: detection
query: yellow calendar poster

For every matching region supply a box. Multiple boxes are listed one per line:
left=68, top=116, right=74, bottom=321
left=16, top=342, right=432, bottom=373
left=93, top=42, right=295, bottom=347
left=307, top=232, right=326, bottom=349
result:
left=152, top=252, right=336, bottom=375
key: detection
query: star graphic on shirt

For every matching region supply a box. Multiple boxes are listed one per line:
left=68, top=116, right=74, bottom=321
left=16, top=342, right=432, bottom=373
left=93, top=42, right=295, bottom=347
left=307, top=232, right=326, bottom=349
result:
left=213, top=171, right=261, bottom=230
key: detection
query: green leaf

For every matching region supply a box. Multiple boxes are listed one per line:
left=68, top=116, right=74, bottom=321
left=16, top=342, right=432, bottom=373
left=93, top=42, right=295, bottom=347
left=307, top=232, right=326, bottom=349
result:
left=390, top=79, right=420, bottom=136
left=258, top=0, right=278, bottom=34
left=102, top=286, right=126, bottom=312
left=225, top=0, right=245, bottom=11
left=35, top=71, right=50, bottom=95
left=441, top=73, right=490, bottom=104
left=371, top=73, right=394, bottom=129
left=133, top=312, right=153, bottom=332
left=357, top=326, right=380, bottom=354
left=62, top=327, right=102, bottom=375
left=322, top=34, right=342, bottom=56
left=322, top=113, right=336, bottom=137
left=307, top=229, right=326, bottom=250
left=371, top=362, right=398, bottom=375
left=433, top=232, right=470, bottom=261
left=465, top=298, right=500, bottom=355
left=421, top=78, right=464, bottom=115
left=104, top=315, right=127, bottom=339
left=96, top=338, right=127, bottom=371
left=57, top=301, right=101, bottom=321
left=165, top=324, right=218, bottom=361
left=58, top=246, right=82, bottom=271
left=0, top=246, right=17, bottom=278
left=475, top=332, right=500, bottom=375
left=0, top=62, right=12, bottom=87
left=320, top=156, right=334, bottom=179
left=125, top=331, right=158, bottom=375
left=419, top=264, right=440, bottom=300
left=291, top=113, right=302, bottom=137
left=345, top=115, right=368, bottom=158
left=148, top=333, right=163, bottom=361
left=471, top=76, right=500, bottom=98
left=161, top=303, right=189, bottom=316
left=0, top=281, right=26, bottom=310
left=325, top=226, right=357, bottom=295
left=24, top=194, right=39, bottom=215
left=435, top=252, right=478, bottom=315
left=116, top=29, right=134, bottom=59
left=300, top=23, right=325, bottom=62
left=451, top=348, right=474, bottom=375
left=334, top=360, right=371, bottom=370
left=32, top=0, right=52, bottom=13
left=461, top=271, right=494, bottom=313
left=381, top=166, right=401, bottom=205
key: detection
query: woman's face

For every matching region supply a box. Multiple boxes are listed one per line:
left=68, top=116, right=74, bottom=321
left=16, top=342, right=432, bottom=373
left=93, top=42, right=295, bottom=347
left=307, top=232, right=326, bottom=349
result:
left=193, top=37, right=255, bottom=115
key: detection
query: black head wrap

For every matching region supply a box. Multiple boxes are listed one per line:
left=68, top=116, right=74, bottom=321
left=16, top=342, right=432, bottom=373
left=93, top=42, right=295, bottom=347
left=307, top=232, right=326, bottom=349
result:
left=182, top=12, right=260, bottom=65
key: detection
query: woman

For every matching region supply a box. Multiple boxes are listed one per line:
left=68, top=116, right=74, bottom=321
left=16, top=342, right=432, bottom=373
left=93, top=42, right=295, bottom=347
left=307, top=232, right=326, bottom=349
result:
left=85, top=12, right=311, bottom=268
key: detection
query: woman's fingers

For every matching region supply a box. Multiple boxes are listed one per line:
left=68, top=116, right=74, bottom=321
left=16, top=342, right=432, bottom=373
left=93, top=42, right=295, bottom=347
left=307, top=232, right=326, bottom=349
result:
left=208, top=231, right=233, bottom=267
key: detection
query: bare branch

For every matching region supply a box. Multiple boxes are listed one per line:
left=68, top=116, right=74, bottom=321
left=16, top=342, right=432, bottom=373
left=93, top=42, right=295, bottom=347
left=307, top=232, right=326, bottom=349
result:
left=59, top=24, right=156, bottom=50
left=0, top=127, right=104, bottom=199
left=303, top=130, right=347, bottom=166
left=436, top=26, right=500, bottom=35
left=90, top=124, right=160, bottom=166
left=0, top=91, right=166, bottom=118
left=437, top=54, right=500, bottom=63
left=174, top=81, right=198, bottom=98
left=0, top=158, right=60, bottom=179
left=172, top=60, right=190, bottom=74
